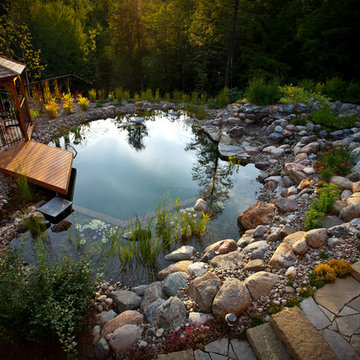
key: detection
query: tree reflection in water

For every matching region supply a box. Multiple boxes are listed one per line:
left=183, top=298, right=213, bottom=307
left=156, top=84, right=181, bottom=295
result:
left=186, top=126, right=236, bottom=218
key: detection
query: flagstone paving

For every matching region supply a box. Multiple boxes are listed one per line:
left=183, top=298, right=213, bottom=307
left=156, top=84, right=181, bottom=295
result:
left=161, top=265, right=360, bottom=360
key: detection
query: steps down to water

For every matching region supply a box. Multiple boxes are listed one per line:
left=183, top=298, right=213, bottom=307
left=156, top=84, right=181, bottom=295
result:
left=247, top=307, right=339, bottom=360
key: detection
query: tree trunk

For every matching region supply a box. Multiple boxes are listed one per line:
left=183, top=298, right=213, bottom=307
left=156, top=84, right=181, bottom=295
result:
left=225, top=0, right=239, bottom=89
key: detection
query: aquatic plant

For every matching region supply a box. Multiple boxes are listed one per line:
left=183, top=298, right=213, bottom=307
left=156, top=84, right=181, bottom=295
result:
left=16, top=174, right=33, bottom=202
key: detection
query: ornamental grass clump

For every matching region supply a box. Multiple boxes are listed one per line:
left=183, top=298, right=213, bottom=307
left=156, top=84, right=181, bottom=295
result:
left=245, top=77, right=281, bottom=106
left=44, top=98, right=59, bottom=118
left=62, top=93, right=74, bottom=114
left=279, top=84, right=330, bottom=105
left=316, top=146, right=352, bottom=181
left=77, top=95, right=89, bottom=110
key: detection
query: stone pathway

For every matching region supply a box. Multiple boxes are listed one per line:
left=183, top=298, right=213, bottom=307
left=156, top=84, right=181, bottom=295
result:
left=157, top=338, right=256, bottom=360
left=160, top=263, right=360, bottom=360
left=301, top=262, right=360, bottom=360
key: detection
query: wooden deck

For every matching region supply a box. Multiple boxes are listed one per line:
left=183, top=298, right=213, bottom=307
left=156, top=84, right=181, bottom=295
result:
left=0, top=140, right=73, bottom=194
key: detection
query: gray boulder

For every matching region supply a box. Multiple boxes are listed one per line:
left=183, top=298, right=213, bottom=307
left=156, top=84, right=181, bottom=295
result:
left=162, top=272, right=189, bottom=297
left=210, top=251, right=244, bottom=271
left=140, top=281, right=165, bottom=312
left=165, top=246, right=195, bottom=261
left=156, top=297, right=187, bottom=330
left=108, top=290, right=141, bottom=313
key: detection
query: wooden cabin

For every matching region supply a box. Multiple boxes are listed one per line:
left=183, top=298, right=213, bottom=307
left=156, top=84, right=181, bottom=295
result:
left=0, top=56, right=73, bottom=195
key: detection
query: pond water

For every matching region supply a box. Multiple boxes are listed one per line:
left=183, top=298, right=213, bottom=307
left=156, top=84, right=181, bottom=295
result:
left=12, top=111, right=262, bottom=285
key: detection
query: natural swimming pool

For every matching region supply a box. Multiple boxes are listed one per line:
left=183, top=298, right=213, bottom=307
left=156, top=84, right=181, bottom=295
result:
left=13, top=111, right=262, bottom=284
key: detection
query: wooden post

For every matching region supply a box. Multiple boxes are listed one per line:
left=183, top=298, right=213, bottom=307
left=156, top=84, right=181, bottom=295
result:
left=9, top=78, right=29, bottom=142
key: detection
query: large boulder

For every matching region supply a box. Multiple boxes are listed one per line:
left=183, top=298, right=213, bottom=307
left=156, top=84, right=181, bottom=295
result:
left=165, top=246, right=195, bottom=261
left=329, top=176, right=353, bottom=191
left=203, top=239, right=238, bottom=258
left=244, top=271, right=281, bottom=300
left=108, top=290, right=142, bottom=313
left=144, top=298, right=166, bottom=325
left=156, top=297, right=187, bottom=330
left=268, top=243, right=296, bottom=269
left=162, top=272, right=189, bottom=297
left=158, top=260, right=192, bottom=281
left=210, top=251, right=244, bottom=271
left=242, top=241, right=270, bottom=259
left=305, top=228, right=328, bottom=248
left=109, top=324, right=142, bottom=354
left=102, top=310, right=143, bottom=337
left=140, top=282, right=165, bottom=312
left=339, top=204, right=360, bottom=222
left=275, top=197, right=299, bottom=213
left=212, top=279, right=252, bottom=320
left=346, top=192, right=360, bottom=206
left=188, top=262, right=208, bottom=277
left=283, top=231, right=308, bottom=255
left=186, top=272, right=222, bottom=313
left=238, top=202, right=276, bottom=230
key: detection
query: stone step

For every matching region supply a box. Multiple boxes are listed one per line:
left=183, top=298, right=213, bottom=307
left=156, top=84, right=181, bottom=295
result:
left=270, top=306, right=339, bottom=360
left=246, top=322, right=292, bottom=360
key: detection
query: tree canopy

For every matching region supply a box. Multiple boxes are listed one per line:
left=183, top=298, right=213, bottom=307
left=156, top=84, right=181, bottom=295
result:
left=0, top=0, right=359, bottom=93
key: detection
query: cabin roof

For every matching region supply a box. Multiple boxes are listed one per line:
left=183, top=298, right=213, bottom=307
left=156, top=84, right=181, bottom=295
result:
left=0, top=56, right=25, bottom=80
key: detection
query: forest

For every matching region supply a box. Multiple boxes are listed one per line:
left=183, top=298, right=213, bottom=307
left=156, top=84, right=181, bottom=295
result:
left=0, top=0, right=359, bottom=96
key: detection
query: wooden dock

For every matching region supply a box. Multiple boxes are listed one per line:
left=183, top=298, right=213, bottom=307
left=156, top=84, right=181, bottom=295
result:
left=0, top=140, right=73, bottom=194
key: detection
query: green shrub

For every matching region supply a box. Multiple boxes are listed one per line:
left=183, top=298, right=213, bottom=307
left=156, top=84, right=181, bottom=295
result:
left=141, top=89, right=153, bottom=101
left=30, top=108, right=40, bottom=120
left=304, top=183, right=340, bottom=230
left=164, top=92, right=171, bottom=101
left=311, top=107, right=357, bottom=130
left=191, top=91, right=199, bottom=104
left=316, top=146, right=352, bottom=180
left=97, top=89, right=106, bottom=100
left=154, top=88, right=161, bottom=102
left=215, top=88, right=230, bottom=108
left=279, top=84, right=330, bottom=105
left=184, top=104, right=207, bottom=119
left=323, top=77, right=360, bottom=104
left=0, top=248, right=96, bottom=356
left=291, top=117, right=307, bottom=126
left=228, top=87, right=242, bottom=103
left=172, top=91, right=182, bottom=102
left=245, top=77, right=281, bottom=106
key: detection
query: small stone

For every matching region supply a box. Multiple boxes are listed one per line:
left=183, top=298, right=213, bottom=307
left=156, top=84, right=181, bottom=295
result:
left=94, top=338, right=109, bottom=360
left=285, top=266, right=297, bottom=280
left=244, top=259, right=266, bottom=271
left=109, top=324, right=142, bottom=354
left=194, top=198, right=208, bottom=213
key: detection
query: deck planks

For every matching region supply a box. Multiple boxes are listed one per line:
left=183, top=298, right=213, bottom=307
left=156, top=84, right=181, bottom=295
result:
left=0, top=140, right=73, bottom=194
